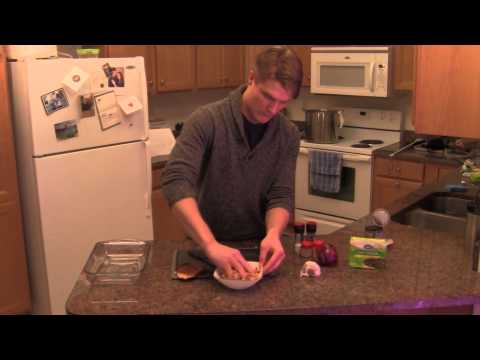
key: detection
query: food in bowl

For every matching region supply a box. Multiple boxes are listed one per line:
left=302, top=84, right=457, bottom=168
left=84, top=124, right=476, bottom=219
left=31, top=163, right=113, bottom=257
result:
left=218, top=264, right=262, bottom=281
left=213, top=261, right=263, bottom=290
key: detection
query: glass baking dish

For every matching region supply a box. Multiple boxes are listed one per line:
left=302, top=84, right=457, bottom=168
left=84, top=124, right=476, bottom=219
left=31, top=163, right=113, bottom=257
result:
left=84, top=239, right=152, bottom=284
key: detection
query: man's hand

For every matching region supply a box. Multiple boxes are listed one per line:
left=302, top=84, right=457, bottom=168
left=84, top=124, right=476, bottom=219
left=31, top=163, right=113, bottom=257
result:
left=259, top=232, right=286, bottom=274
left=204, top=242, right=254, bottom=278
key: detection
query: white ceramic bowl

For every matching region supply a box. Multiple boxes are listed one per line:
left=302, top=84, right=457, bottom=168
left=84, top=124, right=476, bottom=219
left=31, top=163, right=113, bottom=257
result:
left=213, top=261, right=263, bottom=290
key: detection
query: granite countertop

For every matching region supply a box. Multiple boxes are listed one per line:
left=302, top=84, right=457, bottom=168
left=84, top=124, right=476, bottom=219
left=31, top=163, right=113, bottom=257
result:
left=66, top=171, right=480, bottom=314
left=375, top=142, right=464, bottom=167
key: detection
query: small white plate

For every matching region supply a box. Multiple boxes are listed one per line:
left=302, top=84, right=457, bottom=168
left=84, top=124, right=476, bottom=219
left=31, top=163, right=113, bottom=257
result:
left=213, top=261, right=263, bottom=290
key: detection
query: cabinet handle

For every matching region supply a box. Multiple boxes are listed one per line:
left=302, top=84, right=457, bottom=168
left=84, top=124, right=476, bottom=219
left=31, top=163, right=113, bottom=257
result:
left=160, top=79, right=165, bottom=86
left=395, top=181, right=400, bottom=187
left=148, top=80, right=153, bottom=85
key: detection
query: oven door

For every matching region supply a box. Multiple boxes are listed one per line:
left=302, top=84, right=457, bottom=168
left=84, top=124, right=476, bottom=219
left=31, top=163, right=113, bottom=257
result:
left=295, top=147, right=372, bottom=220
left=295, top=209, right=353, bottom=235
left=311, top=52, right=388, bottom=97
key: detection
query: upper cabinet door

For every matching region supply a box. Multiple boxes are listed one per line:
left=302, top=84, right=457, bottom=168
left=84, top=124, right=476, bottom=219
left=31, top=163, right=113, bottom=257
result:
left=222, top=46, right=244, bottom=88
left=287, top=45, right=311, bottom=87
left=196, top=45, right=223, bottom=89
left=414, top=45, right=480, bottom=138
left=393, top=45, right=416, bottom=91
left=155, top=45, right=195, bottom=92
left=103, top=45, right=156, bottom=94
left=196, top=45, right=244, bottom=89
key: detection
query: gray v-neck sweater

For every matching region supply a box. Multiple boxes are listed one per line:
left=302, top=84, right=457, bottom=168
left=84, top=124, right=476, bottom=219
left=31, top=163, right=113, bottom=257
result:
left=161, top=85, right=300, bottom=242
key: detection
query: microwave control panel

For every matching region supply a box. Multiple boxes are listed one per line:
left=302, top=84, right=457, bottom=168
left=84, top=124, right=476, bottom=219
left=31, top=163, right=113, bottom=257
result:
left=374, top=60, right=388, bottom=95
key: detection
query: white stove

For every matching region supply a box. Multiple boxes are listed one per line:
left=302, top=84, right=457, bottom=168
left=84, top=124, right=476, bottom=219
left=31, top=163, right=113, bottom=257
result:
left=295, top=108, right=402, bottom=235
left=300, top=108, right=402, bottom=155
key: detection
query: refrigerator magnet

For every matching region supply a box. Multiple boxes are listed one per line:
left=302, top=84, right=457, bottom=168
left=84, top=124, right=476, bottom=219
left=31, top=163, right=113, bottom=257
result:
left=90, top=72, right=108, bottom=92
left=62, top=66, right=90, bottom=93
left=94, top=91, right=121, bottom=130
left=117, top=95, right=143, bottom=115
left=80, top=94, right=95, bottom=118
left=41, top=88, right=69, bottom=116
left=54, top=120, right=78, bottom=140
left=107, top=66, right=125, bottom=88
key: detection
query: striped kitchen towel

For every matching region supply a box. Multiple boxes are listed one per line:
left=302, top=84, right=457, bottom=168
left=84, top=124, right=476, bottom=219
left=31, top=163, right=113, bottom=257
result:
left=308, top=150, right=343, bottom=193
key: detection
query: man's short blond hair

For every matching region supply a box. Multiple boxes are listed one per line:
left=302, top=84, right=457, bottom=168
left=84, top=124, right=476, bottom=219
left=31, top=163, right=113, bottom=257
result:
left=254, top=46, right=303, bottom=99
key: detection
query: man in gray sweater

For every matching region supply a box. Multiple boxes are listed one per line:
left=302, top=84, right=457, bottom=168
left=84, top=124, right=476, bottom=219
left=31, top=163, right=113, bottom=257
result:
left=161, top=46, right=302, bottom=278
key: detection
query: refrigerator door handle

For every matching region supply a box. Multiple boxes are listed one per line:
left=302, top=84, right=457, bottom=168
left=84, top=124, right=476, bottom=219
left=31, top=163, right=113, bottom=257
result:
left=144, top=140, right=152, bottom=218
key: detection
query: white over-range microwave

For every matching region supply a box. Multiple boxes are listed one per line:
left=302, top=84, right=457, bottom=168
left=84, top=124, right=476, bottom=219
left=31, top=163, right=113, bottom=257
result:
left=310, top=46, right=390, bottom=97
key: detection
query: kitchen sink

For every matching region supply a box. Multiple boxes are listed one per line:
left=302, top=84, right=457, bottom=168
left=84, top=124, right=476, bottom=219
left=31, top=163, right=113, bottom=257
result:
left=391, top=192, right=473, bottom=236
left=419, top=193, right=471, bottom=217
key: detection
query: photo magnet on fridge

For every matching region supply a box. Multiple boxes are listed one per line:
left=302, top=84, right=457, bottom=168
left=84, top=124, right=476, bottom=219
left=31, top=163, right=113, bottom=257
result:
left=41, top=88, right=69, bottom=115
left=80, top=94, right=95, bottom=118
left=62, top=66, right=90, bottom=93
left=108, top=67, right=125, bottom=88
left=117, top=95, right=143, bottom=115
left=54, top=120, right=78, bottom=140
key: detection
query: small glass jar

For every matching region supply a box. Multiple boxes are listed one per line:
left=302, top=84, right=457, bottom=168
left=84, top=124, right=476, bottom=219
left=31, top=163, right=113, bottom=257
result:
left=300, top=240, right=314, bottom=258
left=300, top=222, right=317, bottom=258
left=365, top=224, right=385, bottom=238
left=293, top=222, right=305, bottom=255
left=305, top=222, right=317, bottom=241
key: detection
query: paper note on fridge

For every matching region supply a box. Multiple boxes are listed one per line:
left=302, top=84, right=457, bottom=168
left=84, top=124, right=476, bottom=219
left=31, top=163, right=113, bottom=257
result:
left=62, top=66, right=90, bottom=93
left=94, top=91, right=121, bottom=130
left=117, top=95, right=143, bottom=115
left=149, top=128, right=176, bottom=157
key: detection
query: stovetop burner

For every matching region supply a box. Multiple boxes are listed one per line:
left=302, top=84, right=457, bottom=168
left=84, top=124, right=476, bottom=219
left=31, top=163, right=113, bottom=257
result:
left=360, top=139, right=384, bottom=145
left=351, top=143, right=371, bottom=148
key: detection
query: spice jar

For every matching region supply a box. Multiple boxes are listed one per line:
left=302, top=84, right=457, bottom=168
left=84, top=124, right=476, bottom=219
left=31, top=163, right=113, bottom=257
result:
left=293, top=222, right=305, bottom=255
left=306, top=222, right=317, bottom=241
left=364, top=224, right=385, bottom=238
left=300, top=222, right=317, bottom=258
left=300, top=240, right=314, bottom=258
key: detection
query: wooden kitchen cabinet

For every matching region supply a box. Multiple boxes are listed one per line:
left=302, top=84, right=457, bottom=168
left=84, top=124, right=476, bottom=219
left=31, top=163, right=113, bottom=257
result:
left=424, top=163, right=457, bottom=185
left=374, top=157, right=424, bottom=182
left=155, top=45, right=195, bottom=93
left=102, top=45, right=157, bottom=94
left=151, top=165, right=186, bottom=242
left=372, top=157, right=424, bottom=210
left=413, top=45, right=480, bottom=138
left=196, top=46, right=244, bottom=89
left=372, top=176, right=423, bottom=210
left=288, top=45, right=311, bottom=87
left=0, top=46, right=31, bottom=314
left=393, top=45, right=416, bottom=91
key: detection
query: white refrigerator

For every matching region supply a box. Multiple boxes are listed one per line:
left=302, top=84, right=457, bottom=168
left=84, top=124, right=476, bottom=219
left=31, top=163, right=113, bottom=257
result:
left=8, top=57, right=154, bottom=314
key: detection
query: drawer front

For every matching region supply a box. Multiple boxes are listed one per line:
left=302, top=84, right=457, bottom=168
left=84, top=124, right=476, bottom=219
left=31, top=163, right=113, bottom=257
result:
left=374, top=157, right=393, bottom=177
left=392, top=159, right=424, bottom=181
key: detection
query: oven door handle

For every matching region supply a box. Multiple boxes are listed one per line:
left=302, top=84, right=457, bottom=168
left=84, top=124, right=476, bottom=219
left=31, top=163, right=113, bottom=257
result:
left=299, top=148, right=371, bottom=163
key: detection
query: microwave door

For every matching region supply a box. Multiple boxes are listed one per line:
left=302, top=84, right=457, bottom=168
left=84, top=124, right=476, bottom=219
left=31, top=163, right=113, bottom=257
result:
left=316, top=62, right=369, bottom=94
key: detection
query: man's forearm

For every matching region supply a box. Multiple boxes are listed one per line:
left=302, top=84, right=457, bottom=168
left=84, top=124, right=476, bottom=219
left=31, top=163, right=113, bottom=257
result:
left=265, top=207, right=290, bottom=238
left=171, top=197, right=217, bottom=249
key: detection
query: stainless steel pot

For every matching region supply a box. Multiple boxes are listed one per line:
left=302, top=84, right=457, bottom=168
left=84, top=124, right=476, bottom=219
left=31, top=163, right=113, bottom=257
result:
left=304, top=109, right=345, bottom=144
